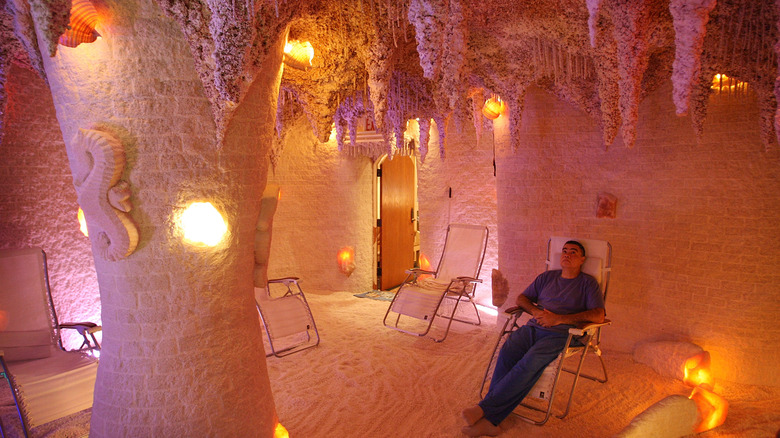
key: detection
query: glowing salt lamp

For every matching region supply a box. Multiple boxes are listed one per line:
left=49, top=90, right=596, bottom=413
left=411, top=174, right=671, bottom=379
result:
left=482, top=95, right=506, bottom=120
left=77, top=207, right=89, bottom=237
left=337, top=246, right=355, bottom=276
left=180, top=202, right=228, bottom=247
left=689, top=386, right=728, bottom=433
left=419, top=253, right=431, bottom=271
left=58, top=0, right=100, bottom=48
left=283, top=40, right=314, bottom=71
left=274, top=422, right=289, bottom=438
left=683, top=351, right=714, bottom=390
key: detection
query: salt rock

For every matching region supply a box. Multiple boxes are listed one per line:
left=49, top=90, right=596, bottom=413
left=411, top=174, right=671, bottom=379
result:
left=616, top=394, right=698, bottom=438
left=633, top=341, right=703, bottom=380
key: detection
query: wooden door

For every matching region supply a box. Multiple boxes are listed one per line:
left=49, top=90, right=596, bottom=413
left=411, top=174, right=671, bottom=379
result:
left=379, top=156, right=415, bottom=290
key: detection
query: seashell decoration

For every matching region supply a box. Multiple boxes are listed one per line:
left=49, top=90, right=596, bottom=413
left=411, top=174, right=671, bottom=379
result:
left=58, top=0, right=100, bottom=48
left=283, top=40, right=314, bottom=71
left=482, top=95, right=506, bottom=120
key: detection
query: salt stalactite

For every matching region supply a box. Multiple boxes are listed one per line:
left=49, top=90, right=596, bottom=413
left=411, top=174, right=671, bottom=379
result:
left=611, top=0, right=652, bottom=149
left=408, top=0, right=447, bottom=80
left=418, top=117, right=431, bottom=163
left=669, top=0, right=717, bottom=116
left=433, top=113, right=447, bottom=158
left=689, top=69, right=714, bottom=143
left=0, top=60, right=7, bottom=146
left=775, top=0, right=780, bottom=147
left=592, top=29, right=621, bottom=148
left=469, top=88, right=486, bottom=145
left=367, top=21, right=393, bottom=135
left=26, top=0, right=70, bottom=56
left=4, top=0, right=47, bottom=78
left=587, top=0, right=604, bottom=48
left=441, top=0, right=468, bottom=111
left=508, top=84, right=528, bottom=152
left=755, top=85, right=777, bottom=151
left=71, top=128, right=139, bottom=262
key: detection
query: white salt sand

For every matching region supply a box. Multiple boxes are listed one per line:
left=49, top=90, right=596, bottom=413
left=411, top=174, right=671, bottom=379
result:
left=3, top=291, right=778, bottom=437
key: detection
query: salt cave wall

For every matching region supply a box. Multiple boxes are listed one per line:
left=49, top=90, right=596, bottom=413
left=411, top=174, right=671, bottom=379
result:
left=266, top=115, right=374, bottom=292
left=0, top=62, right=99, bottom=349
left=496, top=81, right=780, bottom=387
left=418, top=121, right=499, bottom=306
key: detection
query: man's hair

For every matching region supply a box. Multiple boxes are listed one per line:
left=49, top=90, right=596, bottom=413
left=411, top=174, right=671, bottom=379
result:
left=565, top=240, right=586, bottom=257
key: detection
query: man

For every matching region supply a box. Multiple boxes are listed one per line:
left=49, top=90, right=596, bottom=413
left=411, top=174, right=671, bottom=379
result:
left=461, top=241, right=605, bottom=437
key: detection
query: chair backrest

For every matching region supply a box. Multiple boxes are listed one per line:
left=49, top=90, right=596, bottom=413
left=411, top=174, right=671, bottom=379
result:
left=0, top=248, right=58, bottom=361
left=435, top=224, right=489, bottom=283
left=546, top=236, right=612, bottom=300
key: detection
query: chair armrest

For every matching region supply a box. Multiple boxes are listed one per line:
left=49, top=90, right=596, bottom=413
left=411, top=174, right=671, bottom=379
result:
left=268, top=276, right=300, bottom=284
left=59, top=321, right=99, bottom=331
left=568, top=319, right=611, bottom=336
left=60, top=322, right=102, bottom=350
left=454, top=276, right=482, bottom=284
left=503, top=306, right=526, bottom=316
left=404, top=268, right=436, bottom=275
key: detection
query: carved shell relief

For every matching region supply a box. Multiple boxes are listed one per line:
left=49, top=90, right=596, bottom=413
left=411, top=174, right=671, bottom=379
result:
left=71, top=128, right=139, bottom=261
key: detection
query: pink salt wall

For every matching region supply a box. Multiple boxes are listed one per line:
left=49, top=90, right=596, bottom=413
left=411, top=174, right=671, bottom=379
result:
left=495, top=81, right=780, bottom=386
left=267, top=115, right=374, bottom=292
left=418, top=121, right=498, bottom=306
left=0, top=62, right=99, bottom=349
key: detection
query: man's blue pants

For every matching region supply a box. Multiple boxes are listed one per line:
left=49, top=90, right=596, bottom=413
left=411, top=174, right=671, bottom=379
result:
left=479, top=325, right=568, bottom=426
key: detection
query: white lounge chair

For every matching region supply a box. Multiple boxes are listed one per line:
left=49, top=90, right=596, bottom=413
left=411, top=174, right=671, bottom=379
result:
left=256, top=277, right=320, bottom=357
left=383, top=223, right=489, bottom=342
left=0, top=247, right=100, bottom=437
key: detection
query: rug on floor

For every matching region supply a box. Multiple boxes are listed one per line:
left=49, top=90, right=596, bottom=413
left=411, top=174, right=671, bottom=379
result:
left=353, top=289, right=396, bottom=301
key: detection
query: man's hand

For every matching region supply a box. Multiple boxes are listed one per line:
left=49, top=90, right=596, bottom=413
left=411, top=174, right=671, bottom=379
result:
left=534, top=309, right=562, bottom=328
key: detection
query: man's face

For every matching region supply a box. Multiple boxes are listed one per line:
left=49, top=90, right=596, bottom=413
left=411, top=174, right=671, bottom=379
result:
left=560, top=243, right=585, bottom=270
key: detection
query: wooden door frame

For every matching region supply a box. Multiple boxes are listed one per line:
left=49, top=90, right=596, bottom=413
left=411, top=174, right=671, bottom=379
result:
left=373, top=154, right=419, bottom=290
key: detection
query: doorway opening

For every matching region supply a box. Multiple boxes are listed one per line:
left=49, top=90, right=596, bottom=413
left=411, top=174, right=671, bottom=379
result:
left=373, top=154, right=419, bottom=291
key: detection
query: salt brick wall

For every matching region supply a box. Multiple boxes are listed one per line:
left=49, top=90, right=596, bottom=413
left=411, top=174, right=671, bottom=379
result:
left=495, top=81, right=780, bottom=386
left=0, top=62, right=99, bottom=349
left=418, top=121, right=498, bottom=307
left=267, top=115, right=374, bottom=292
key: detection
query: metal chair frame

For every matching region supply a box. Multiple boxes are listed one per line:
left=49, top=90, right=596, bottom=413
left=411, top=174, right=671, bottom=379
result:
left=256, top=277, right=320, bottom=358
left=383, top=224, right=489, bottom=342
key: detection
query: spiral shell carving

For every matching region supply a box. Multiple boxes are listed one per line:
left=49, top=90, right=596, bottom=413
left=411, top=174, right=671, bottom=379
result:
left=58, top=0, right=100, bottom=48
left=71, top=128, right=138, bottom=261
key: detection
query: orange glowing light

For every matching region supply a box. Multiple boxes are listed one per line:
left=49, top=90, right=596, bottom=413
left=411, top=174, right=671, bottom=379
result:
left=689, top=386, right=728, bottom=433
left=683, top=351, right=714, bottom=390
left=284, top=40, right=314, bottom=71
left=482, top=95, right=506, bottom=120
left=337, top=246, right=355, bottom=276
left=419, top=253, right=431, bottom=271
left=77, top=207, right=89, bottom=237
left=273, top=422, right=289, bottom=438
left=710, top=74, right=748, bottom=94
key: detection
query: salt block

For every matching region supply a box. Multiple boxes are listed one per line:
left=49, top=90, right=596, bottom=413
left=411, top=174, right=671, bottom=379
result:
left=616, top=395, right=698, bottom=438
left=633, top=341, right=703, bottom=380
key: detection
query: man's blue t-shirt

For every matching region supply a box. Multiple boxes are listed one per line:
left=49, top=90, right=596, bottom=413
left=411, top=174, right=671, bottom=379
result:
left=521, top=269, right=604, bottom=333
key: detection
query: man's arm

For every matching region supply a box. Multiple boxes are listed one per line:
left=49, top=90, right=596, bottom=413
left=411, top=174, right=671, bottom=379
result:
left=534, top=307, right=605, bottom=328
left=516, top=294, right=544, bottom=319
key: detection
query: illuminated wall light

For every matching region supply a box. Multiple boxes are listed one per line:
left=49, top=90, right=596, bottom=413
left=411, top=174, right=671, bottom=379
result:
left=337, top=246, right=355, bottom=276
left=283, top=40, right=314, bottom=71
left=710, top=73, right=748, bottom=94
left=180, top=202, right=228, bottom=247
left=683, top=351, right=714, bottom=390
left=689, top=386, right=728, bottom=433
left=58, top=0, right=101, bottom=48
left=274, top=422, right=289, bottom=438
left=77, top=207, right=89, bottom=237
left=482, top=95, right=506, bottom=120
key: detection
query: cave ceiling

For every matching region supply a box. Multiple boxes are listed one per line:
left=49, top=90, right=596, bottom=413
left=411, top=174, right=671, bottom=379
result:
left=1, top=0, right=778, bottom=153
